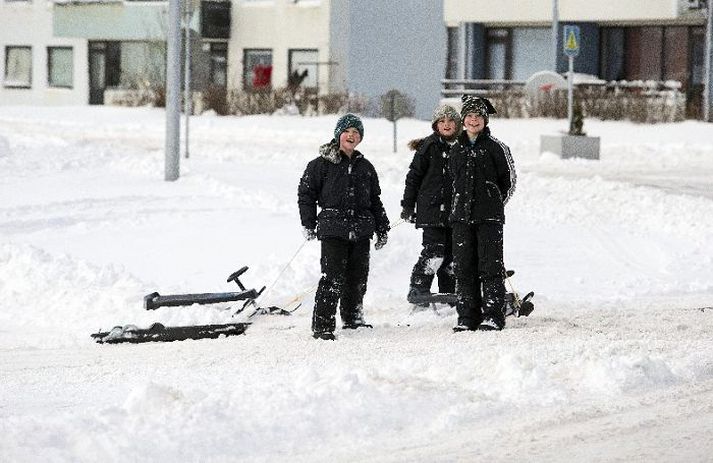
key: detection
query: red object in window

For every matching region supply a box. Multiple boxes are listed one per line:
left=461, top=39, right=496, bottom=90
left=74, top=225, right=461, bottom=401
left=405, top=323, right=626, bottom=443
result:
left=252, top=65, right=272, bottom=88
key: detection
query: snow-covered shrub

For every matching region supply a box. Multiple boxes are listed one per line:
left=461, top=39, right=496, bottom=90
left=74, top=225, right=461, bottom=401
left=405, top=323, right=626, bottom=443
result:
left=479, top=82, right=685, bottom=123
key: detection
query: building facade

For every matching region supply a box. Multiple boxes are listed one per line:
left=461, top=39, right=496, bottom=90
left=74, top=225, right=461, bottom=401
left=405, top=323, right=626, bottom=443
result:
left=1, top=0, right=445, bottom=119
left=444, top=0, right=710, bottom=117
left=0, top=0, right=86, bottom=105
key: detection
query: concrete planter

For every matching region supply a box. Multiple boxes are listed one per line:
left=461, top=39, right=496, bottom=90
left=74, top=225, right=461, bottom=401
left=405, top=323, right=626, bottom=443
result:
left=540, top=133, right=600, bottom=160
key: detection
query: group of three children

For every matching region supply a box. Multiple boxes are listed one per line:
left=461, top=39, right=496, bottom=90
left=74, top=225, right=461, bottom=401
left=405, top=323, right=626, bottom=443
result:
left=297, top=95, right=517, bottom=340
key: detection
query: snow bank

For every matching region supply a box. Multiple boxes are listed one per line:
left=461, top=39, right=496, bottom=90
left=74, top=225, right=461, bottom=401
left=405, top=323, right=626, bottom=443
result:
left=1, top=106, right=713, bottom=462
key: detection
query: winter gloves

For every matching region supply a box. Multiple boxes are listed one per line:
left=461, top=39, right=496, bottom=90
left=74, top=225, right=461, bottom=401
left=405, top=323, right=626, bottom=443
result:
left=400, top=206, right=416, bottom=224
left=374, top=232, right=388, bottom=250
left=302, top=227, right=317, bottom=241
left=304, top=226, right=387, bottom=250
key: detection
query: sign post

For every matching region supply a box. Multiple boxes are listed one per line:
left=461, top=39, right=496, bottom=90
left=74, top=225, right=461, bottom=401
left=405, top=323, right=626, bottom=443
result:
left=563, top=25, right=580, bottom=132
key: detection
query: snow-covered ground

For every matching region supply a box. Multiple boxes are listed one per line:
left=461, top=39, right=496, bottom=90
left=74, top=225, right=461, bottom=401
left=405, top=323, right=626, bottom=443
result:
left=1, top=106, right=712, bottom=462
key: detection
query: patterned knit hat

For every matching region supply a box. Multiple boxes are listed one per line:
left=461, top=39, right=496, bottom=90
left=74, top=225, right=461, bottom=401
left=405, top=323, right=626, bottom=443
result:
left=431, top=104, right=462, bottom=133
left=460, top=95, right=497, bottom=123
left=334, top=113, right=364, bottom=141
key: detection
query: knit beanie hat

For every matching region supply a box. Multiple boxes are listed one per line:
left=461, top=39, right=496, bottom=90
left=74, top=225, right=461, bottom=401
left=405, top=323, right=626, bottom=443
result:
left=460, top=95, right=497, bottom=124
left=334, top=113, right=364, bottom=141
left=431, top=104, right=462, bottom=133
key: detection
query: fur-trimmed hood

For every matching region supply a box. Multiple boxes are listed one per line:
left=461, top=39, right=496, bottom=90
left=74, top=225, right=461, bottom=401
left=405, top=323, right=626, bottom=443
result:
left=407, top=132, right=456, bottom=152
left=407, top=137, right=427, bottom=151
left=319, top=139, right=362, bottom=164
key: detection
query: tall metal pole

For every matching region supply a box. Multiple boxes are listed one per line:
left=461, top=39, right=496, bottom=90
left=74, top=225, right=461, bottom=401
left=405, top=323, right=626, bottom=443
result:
left=567, top=56, right=574, bottom=131
left=552, top=0, right=559, bottom=72
left=183, top=2, right=192, bottom=158
left=165, top=0, right=181, bottom=181
left=392, top=93, right=397, bottom=153
left=704, top=0, right=713, bottom=122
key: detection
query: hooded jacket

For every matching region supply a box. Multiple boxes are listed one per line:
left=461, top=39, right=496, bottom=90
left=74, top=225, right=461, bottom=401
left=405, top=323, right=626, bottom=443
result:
left=448, top=127, right=516, bottom=225
left=401, top=133, right=454, bottom=228
left=298, top=141, right=390, bottom=241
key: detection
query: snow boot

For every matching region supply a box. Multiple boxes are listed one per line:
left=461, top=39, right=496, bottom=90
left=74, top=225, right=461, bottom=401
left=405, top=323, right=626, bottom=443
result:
left=342, top=321, right=373, bottom=330
left=477, top=315, right=504, bottom=331
left=312, top=331, right=336, bottom=341
left=452, top=324, right=478, bottom=333
left=407, top=287, right=432, bottom=307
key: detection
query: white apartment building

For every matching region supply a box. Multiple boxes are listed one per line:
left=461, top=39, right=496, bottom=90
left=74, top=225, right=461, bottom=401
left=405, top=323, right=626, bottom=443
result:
left=5, top=1, right=707, bottom=119
left=1, top=0, right=446, bottom=119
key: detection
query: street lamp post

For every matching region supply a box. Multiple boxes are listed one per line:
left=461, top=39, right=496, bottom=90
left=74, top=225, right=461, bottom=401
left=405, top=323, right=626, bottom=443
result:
left=183, top=1, right=193, bottom=159
left=165, top=0, right=181, bottom=181
left=704, top=0, right=713, bottom=122
left=552, top=0, right=559, bottom=72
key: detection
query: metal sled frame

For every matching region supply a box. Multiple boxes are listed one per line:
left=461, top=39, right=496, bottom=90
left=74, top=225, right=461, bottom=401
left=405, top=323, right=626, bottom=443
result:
left=143, top=266, right=262, bottom=310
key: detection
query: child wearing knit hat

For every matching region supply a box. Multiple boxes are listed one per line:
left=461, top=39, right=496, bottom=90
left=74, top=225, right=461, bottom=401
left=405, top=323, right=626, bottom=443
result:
left=297, top=114, right=390, bottom=340
left=401, top=104, right=462, bottom=304
left=449, top=95, right=516, bottom=332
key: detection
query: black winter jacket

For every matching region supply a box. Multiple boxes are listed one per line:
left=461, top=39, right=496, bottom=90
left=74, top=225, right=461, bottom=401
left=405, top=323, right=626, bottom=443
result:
left=401, top=133, right=454, bottom=228
left=298, top=141, right=390, bottom=241
left=448, top=128, right=516, bottom=225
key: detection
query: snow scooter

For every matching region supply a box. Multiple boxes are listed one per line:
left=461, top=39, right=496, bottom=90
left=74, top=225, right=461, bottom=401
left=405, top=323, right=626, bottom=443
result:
left=407, top=270, right=535, bottom=318
left=91, top=266, right=298, bottom=344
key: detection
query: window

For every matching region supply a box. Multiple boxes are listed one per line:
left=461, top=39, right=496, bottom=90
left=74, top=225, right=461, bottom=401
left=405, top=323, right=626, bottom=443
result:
left=689, top=27, right=705, bottom=86
left=243, top=49, right=272, bottom=90
left=600, top=28, right=625, bottom=81
left=485, top=29, right=511, bottom=80
left=511, top=28, right=551, bottom=81
left=663, top=27, right=689, bottom=85
left=445, top=27, right=459, bottom=80
left=4, top=46, right=32, bottom=88
left=288, top=49, right=318, bottom=88
left=47, top=47, right=73, bottom=88
left=201, top=1, right=231, bottom=39
left=209, top=42, right=228, bottom=86
left=626, top=27, right=664, bottom=81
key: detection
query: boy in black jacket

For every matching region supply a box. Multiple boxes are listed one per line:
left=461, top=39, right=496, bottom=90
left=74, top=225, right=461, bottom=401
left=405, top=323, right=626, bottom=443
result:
left=449, top=96, right=516, bottom=331
left=298, top=114, right=390, bottom=340
left=401, top=105, right=461, bottom=303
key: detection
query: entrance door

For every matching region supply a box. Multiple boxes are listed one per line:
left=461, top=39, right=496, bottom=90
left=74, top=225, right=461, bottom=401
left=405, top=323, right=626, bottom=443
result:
left=88, top=42, right=121, bottom=105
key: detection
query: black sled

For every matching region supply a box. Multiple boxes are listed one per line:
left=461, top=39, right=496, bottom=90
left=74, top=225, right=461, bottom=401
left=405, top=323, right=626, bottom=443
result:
left=407, top=270, right=535, bottom=318
left=91, top=322, right=250, bottom=344
left=92, top=266, right=294, bottom=345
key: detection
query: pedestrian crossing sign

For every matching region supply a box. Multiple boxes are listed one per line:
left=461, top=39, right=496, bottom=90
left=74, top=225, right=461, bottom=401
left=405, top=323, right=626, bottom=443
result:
left=563, top=25, right=580, bottom=57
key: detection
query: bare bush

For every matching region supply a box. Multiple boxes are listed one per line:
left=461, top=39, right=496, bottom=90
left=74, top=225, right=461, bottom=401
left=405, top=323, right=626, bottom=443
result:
left=379, top=90, right=415, bottom=121
left=478, top=83, right=685, bottom=123
left=202, top=85, right=229, bottom=115
left=107, top=77, right=165, bottom=108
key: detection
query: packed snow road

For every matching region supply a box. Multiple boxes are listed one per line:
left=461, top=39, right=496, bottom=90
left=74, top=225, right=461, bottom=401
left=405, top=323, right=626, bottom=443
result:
left=1, top=107, right=712, bottom=462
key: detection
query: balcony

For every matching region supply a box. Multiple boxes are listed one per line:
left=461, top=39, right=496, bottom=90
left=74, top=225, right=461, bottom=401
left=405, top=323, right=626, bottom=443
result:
left=53, top=0, right=169, bottom=40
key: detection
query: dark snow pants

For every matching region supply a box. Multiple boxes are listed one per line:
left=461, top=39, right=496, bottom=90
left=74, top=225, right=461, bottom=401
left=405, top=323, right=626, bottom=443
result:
left=312, top=238, right=370, bottom=333
left=409, top=226, right=455, bottom=293
left=451, top=222, right=506, bottom=329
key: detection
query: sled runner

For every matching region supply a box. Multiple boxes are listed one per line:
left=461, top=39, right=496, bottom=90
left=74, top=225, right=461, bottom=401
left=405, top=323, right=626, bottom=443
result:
left=92, top=266, right=295, bottom=344
left=408, top=270, right=535, bottom=318
left=91, top=322, right=250, bottom=344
